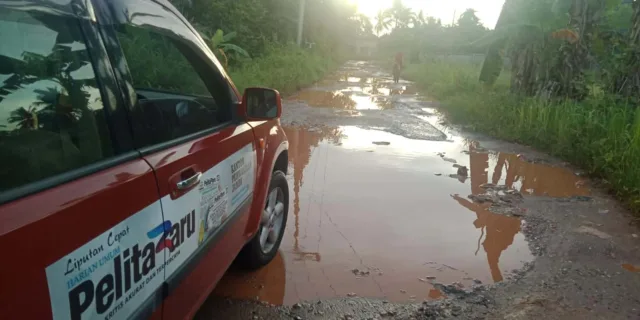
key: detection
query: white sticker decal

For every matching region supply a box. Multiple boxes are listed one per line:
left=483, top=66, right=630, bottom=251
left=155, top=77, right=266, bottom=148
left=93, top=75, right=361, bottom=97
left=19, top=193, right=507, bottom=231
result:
left=45, top=144, right=256, bottom=320
left=45, top=202, right=166, bottom=320
left=198, top=174, right=228, bottom=244
left=162, top=144, right=256, bottom=278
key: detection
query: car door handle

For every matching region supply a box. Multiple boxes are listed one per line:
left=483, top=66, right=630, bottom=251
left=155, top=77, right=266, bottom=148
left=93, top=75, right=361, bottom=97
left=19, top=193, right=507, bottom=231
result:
left=176, top=172, right=202, bottom=190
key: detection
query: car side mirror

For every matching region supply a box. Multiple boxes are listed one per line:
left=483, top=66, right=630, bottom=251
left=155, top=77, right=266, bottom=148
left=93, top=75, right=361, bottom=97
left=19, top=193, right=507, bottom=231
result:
left=240, top=87, right=282, bottom=120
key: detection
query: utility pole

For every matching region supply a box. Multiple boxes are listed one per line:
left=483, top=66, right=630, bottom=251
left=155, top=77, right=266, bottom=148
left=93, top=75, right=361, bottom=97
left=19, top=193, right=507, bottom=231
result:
left=297, top=0, right=306, bottom=46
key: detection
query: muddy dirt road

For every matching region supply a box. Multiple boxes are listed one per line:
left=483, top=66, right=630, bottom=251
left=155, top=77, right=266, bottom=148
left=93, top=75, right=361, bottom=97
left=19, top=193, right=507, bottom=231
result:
left=195, top=61, right=640, bottom=319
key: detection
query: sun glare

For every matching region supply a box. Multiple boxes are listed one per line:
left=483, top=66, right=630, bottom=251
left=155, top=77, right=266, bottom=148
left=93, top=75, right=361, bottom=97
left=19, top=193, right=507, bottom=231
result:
left=350, top=0, right=391, bottom=18
left=347, top=0, right=504, bottom=30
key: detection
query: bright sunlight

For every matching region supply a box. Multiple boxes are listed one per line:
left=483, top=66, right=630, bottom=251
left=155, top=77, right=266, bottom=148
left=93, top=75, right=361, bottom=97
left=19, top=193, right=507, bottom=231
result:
left=350, top=0, right=504, bottom=29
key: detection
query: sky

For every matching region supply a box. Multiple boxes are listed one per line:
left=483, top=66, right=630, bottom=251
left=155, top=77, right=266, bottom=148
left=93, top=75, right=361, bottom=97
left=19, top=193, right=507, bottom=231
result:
left=350, top=0, right=505, bottom=29
left=0, top=18, right=102, bottom=131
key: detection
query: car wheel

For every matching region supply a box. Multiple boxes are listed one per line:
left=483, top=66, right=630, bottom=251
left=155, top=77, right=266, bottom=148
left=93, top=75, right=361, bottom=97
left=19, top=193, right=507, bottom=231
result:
left=237, top=170, right=289, bottom=270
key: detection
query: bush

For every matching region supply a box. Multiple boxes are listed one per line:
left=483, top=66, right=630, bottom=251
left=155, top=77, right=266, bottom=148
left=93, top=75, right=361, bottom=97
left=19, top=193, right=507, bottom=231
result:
left=405, top=62, right=640, bottom=213
left=229, top=44, right=339, bottom=95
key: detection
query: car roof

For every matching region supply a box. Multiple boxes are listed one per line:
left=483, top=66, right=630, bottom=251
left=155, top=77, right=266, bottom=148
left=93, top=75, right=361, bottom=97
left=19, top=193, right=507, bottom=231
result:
left=0, top=0, right=183, bottom=22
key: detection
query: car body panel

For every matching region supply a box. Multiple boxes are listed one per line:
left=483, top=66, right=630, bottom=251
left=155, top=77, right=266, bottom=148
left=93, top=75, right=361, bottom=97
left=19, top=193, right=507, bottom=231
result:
left=0, top=159, right=163, bottom=320
left=0, top=2, right=161, bottom=319
left=138, top=124, right=259, bottom=320
left=244, top=120, right=289, bottom=236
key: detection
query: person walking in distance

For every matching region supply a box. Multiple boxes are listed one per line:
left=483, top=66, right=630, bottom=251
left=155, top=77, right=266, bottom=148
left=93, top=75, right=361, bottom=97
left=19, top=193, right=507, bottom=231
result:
left=392, top=61, right=401, bottom=84
left=392, top=52, right=403, bottom=84
left=395, top=51, right=404, bottom=69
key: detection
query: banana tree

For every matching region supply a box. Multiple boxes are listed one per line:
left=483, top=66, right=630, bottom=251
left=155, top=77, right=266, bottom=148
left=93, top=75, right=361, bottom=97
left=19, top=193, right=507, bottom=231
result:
left=546, top=0, right=607, bottom=100
left=477, top=0, right=608, bottom=99
left=201, top=29, right=250, bottom=69
left=477, top=0, right=564, bottom=93
left=611, top=0, right=640, bottom=99
left=477, top=1, right=510, bottom=88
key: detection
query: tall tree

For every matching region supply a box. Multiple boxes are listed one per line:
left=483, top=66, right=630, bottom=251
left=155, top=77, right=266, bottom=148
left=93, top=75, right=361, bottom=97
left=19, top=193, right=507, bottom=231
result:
left=8, top=106, right=38, bottom=130
left=375, top=9, right=392, bottom=35
left=412, top=10, right=427, bottom=28
left=352, top=13, right=374, bottom=36
left=457, top=9, right=482, bottom=28
left=386, top=0, right=415, bottom=29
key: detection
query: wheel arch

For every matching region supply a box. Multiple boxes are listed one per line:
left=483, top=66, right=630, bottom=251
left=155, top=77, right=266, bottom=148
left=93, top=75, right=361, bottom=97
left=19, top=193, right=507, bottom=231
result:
left=272, top=150, right=288, bottom=175
left=244, top=140, right=288, bottom=238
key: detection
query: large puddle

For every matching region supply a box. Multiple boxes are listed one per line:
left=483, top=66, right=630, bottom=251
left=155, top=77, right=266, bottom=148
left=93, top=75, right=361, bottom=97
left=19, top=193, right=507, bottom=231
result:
left=288, top=76, right=415, bottom=111
left=214, top=125, right=590, bottom=305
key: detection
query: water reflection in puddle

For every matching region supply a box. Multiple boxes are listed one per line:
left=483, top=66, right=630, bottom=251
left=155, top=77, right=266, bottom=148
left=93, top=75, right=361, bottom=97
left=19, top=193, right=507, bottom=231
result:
left=288, top=83, right=415, bottom=111
left=215, top=252, right=287, bottom=306
left=622, top=264, right=640, bottom=272
left=346, top=76, right=373, bottom=83
left=484, top=151, right=589, bottom=198
left=428, top=288, right=444, bottom=299
left=288, top=91, right=356, bottom=110
left=214, top=126, right=588, bottom=305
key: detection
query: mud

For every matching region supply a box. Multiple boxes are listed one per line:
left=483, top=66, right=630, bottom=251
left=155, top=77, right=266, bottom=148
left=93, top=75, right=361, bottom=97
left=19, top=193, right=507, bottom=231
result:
left=195, top=61, right=640, bottom=320
left=282, top=62, right=445, bottom=141
left=215, top=125, right=535, bottom=305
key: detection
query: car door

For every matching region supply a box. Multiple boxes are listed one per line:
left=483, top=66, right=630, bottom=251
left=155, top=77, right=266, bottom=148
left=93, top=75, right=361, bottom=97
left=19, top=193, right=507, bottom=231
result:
left=0, top=5, right=165, bottom=320
left=95, top=0, right=260, bottom=318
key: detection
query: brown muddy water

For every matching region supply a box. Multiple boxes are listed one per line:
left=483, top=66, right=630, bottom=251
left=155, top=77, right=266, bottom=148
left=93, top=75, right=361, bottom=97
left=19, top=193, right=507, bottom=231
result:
left=213, top=65, right=591, bottom=306
left=622, top=263, right=640, bottom=272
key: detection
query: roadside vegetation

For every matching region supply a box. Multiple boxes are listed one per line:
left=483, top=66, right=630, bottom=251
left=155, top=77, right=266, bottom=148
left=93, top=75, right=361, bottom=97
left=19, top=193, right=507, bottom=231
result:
left=392, top=0, right=640, bottom=213
left=405, top=62, right=640, bottom=213
left=228, top=44, right=339, bottom=94
left=374, top=1, right=491, bottom=61
left=169, top=0, right=372, bottom=94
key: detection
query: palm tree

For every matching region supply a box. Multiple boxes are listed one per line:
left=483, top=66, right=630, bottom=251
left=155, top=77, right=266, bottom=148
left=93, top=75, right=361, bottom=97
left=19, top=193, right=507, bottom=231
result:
left=425, top=16, right=442, bottom=27
left=374, top=9, right=392, bottom=35
left=458, top=9, right=482, bottom=28
left=1, top=29, right=93, bottom=132
left=351, top=13, right=374, bottom=36
left=412, top=10, right=427, bottom=28
left=8, top=106, right=38, bottom=130
left=386, top=0, right=415, bottom=29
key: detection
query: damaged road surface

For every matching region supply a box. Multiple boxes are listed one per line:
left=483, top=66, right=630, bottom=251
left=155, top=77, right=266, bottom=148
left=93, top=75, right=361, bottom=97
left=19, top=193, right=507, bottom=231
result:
left=195, top=61, right=640, bottom=319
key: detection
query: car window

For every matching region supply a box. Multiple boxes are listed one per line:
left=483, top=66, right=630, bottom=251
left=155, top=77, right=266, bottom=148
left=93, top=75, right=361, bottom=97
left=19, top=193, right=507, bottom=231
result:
left=0, top=10, right=114, bottom=192
left=116, top=25, right=232, bottom=147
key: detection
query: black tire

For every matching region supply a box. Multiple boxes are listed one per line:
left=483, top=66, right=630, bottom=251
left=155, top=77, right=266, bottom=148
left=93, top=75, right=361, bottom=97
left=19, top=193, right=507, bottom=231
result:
left=237, top=170, right=289, bottom=270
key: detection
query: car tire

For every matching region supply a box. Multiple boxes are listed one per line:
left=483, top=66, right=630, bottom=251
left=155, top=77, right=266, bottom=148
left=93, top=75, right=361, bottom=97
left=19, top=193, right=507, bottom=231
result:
left=237, top=170, right=289, bottom=270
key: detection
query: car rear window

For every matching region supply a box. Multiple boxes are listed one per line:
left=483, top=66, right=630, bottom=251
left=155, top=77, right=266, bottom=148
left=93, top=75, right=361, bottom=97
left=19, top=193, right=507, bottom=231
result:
left=0, top=10, right=114, bottom=192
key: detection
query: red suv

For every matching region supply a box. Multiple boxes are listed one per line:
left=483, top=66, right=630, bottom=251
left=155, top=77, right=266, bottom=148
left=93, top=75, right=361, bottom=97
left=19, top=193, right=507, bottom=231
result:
left=0, top=1, right=289, bottom=319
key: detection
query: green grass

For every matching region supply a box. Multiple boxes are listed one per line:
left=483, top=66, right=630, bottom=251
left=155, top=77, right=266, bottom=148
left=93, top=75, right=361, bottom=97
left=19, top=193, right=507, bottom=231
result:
left=405, top=62, right=640, bottom=214
left=229, top=44, right=339, bottom=95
